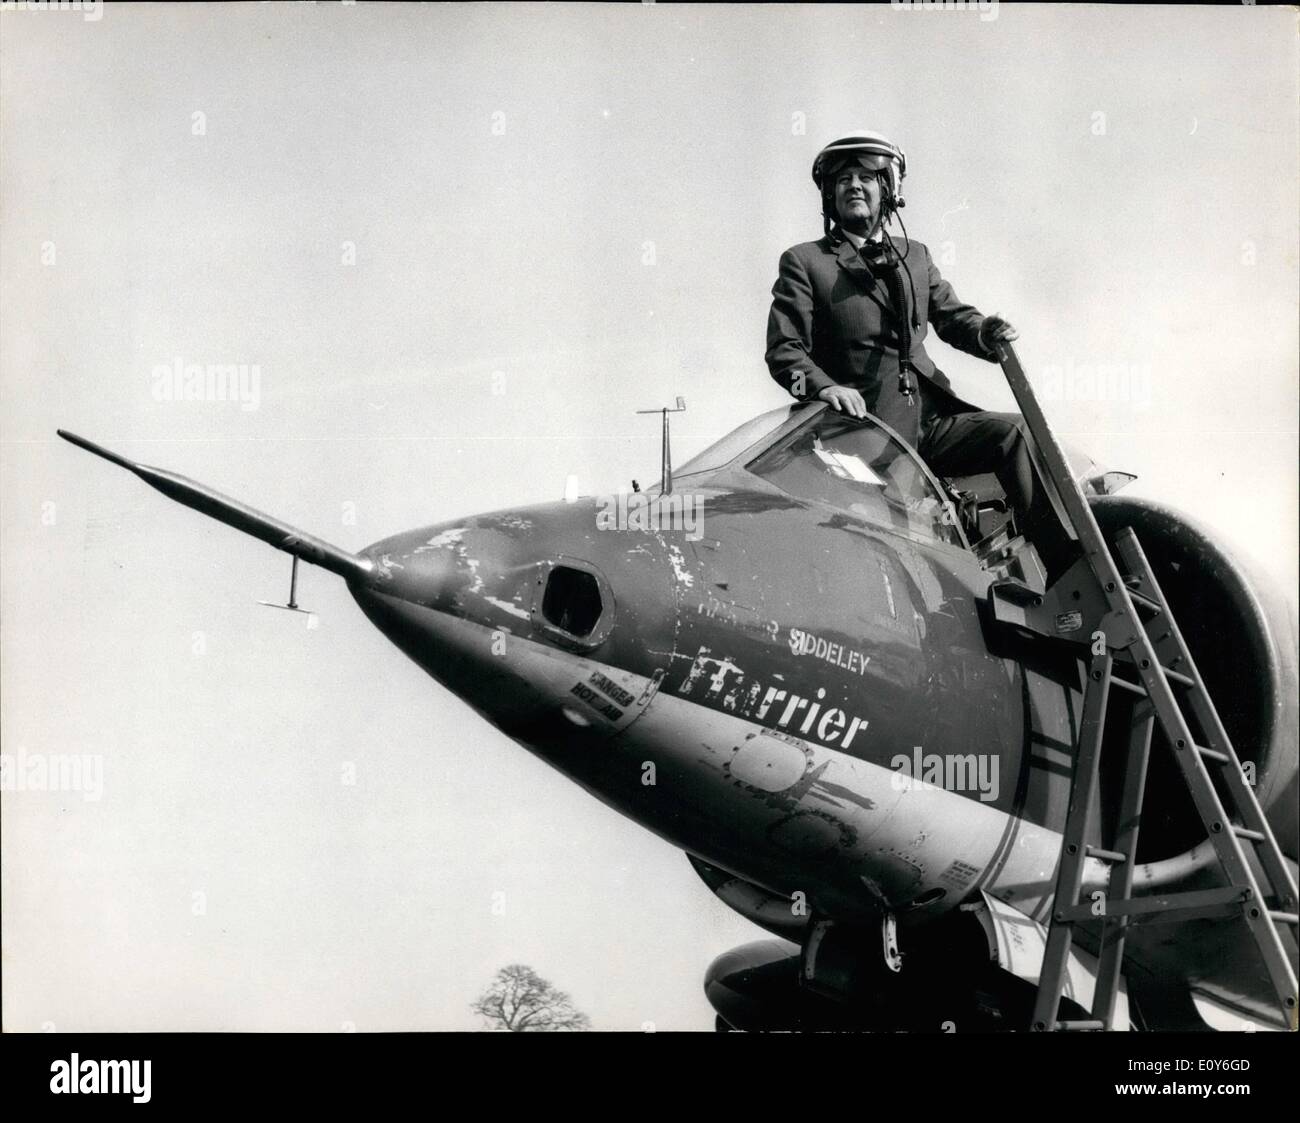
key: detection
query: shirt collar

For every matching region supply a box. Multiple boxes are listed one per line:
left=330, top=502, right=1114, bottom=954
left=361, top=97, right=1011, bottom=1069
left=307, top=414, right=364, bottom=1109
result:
left=835, top=225, right=884, bottom=250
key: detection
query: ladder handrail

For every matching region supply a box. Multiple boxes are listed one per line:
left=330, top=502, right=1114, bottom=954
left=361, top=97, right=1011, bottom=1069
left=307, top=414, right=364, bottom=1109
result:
left=994, top=344, right=1298, bottom=1032
left=994, top=342, right=1122, bottom=588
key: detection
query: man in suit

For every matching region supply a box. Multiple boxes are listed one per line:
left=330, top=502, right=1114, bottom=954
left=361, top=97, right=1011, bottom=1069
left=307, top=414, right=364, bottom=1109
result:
left=766, top=133, right=1069, bottom=573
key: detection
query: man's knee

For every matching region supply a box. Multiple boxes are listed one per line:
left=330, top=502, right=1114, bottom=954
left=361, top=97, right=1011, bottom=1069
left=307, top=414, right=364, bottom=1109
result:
left=984, top=411, right=1028, bottom=433
left=968, top=412, right=1029, bottom=456
left=923, top=410, right=1035, bottom=484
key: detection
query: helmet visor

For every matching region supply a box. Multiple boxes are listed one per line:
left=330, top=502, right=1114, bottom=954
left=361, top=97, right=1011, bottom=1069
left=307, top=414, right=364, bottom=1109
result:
left=821, top=151, right=893, bottom=183
left=830, top=150, right=892, bottom=170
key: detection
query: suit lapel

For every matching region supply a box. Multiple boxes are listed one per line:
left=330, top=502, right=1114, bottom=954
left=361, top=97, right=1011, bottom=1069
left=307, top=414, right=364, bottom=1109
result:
left=834, top=235, right=874, bottom=289
left=832, top=235, right=900, bottom=326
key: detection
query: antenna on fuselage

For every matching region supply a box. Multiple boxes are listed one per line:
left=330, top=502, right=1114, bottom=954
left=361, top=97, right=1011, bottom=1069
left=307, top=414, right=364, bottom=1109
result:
left=635, top=396, right=686, bottom=495
left=257, top=554, right=314, bottom=617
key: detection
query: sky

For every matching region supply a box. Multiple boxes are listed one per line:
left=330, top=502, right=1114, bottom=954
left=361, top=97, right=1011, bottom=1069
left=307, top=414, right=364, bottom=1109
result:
left=2, top=3, right=1296, bottom=1031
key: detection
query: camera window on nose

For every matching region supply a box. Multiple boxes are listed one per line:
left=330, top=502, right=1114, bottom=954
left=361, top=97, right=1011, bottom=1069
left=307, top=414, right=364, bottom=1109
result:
left=542, top=565, right=603, bottom=638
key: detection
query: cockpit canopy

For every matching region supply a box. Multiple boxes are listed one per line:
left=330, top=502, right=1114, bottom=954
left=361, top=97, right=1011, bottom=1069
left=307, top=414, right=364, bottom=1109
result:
left=674, top=402, right=964, bottom=548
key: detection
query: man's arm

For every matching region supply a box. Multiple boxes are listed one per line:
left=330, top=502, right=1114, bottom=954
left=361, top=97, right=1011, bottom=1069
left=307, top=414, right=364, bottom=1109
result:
left=927, top=249, right=998, bottom=362
left=766, top=248, right=836, bottom=400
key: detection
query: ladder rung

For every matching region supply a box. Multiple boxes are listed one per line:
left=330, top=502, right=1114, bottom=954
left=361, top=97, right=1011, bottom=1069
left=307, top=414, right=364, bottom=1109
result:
left=1113, top=662, right=1193, bottom=690
left=1127, top=589, right=1162, bottom=616
left=1269, top=911, right=1299, bottom=927
left=1056, top=885, right=1247, bottom=924
left=1057, top=1019, right=1106, bottom=1031
left=1086, top=845, right=1127, bottom=863
left=1233, top=826, right=1266, bottom=843
left=1196, top=745, right=1231, bottom=764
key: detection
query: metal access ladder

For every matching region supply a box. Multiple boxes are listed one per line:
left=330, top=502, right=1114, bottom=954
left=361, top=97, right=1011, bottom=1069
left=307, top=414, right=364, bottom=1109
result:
left=985, top=343, right=1298, bottom=1032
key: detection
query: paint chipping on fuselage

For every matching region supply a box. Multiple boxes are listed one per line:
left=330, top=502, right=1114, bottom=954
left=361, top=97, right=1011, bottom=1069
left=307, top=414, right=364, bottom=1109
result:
left=416, top=527, right=468, bottom=552
left=483, top=594, right=529, bottom=620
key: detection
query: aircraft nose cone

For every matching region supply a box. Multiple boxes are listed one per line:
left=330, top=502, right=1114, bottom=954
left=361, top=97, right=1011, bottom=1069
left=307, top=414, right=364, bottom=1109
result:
left=356, top=521, right=535, bottom=626
left=348, top=518, right=543, bottom=727
left=347, top=502, right=682, bottom=749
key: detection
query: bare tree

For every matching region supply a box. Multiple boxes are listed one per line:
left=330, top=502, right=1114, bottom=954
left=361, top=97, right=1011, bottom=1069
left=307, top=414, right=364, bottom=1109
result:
left=471, top=964, right=591, bottom=1031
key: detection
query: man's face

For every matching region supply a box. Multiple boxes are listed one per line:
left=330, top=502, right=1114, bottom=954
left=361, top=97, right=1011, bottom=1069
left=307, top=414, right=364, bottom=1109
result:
left=833, top=164, right=883, bottom=232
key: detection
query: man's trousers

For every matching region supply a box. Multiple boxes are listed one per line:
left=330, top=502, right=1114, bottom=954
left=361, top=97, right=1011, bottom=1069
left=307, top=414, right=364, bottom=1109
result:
left=913, top=385, right=1074, bottom=572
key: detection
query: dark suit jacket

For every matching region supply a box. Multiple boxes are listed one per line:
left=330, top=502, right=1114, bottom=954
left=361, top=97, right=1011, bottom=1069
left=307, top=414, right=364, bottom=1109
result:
left=765, top=233, right=995, bottom=449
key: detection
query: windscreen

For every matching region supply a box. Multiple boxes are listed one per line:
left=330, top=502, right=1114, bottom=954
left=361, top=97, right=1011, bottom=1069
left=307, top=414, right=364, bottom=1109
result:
left=673, top=405, right=804, bottom=478
left=746, top=411, right=963, bottom=547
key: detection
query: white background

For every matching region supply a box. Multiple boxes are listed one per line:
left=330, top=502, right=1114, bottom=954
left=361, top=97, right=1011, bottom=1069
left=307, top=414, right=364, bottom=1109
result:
left=2, top=3, right=1296, bottom=1030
